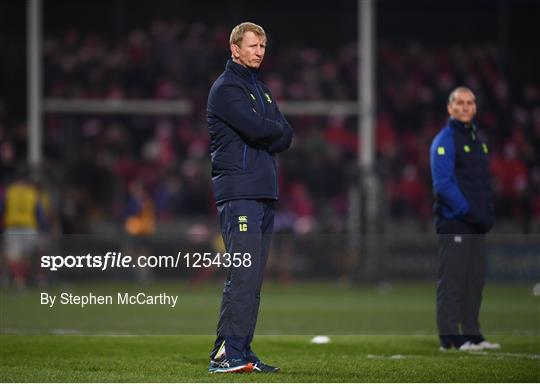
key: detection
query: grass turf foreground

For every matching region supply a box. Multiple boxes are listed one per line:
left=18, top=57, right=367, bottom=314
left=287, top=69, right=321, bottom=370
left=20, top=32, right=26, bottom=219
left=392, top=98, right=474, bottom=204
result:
left=1, top=334, right=539, bottom=382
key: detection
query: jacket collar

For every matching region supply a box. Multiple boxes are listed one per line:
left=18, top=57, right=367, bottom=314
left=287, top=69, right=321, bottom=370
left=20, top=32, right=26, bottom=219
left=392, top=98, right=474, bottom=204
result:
left=226, top=59, right=259, bottom=82
left=449, top=117, right=477, bottom=134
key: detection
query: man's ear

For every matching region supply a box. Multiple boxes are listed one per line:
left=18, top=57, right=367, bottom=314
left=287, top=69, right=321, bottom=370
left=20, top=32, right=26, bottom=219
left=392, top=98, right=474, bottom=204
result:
left=231, top=44, right=240, bottom=59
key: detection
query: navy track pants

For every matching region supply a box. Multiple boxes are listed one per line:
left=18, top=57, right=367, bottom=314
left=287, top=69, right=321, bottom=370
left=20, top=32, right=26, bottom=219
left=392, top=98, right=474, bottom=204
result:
left=436, top=219, right=486, bottom=347
left=210, top=199, right=275, bottom=360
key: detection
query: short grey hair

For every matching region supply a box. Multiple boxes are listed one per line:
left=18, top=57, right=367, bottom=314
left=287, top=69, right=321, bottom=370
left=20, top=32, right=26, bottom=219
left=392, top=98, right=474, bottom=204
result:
left=448, top=86, right=476, bottom=104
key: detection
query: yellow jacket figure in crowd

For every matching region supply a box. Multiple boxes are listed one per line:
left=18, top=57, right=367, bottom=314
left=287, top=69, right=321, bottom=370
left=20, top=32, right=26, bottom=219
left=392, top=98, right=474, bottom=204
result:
left=1, top=170, right=47, bottom=288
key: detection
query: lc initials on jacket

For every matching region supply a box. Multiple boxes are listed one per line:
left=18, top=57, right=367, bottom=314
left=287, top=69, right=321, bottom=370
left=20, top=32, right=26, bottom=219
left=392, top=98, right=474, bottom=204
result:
left=207, top=59, right=293, bottom=204
left=430, top=118, right=494, bottom=233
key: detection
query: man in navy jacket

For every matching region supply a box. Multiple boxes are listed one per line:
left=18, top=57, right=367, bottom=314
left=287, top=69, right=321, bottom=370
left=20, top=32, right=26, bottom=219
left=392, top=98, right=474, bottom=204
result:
left=206, top=22, right=293, bottom=374
left=430, top=86, right=499, bottom=351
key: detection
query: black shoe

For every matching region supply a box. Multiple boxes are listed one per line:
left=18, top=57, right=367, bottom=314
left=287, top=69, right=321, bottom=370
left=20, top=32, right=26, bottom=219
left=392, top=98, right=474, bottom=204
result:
left=439, top=334, right=466, bottom=350
left=252, top=360, right=280, bottom=373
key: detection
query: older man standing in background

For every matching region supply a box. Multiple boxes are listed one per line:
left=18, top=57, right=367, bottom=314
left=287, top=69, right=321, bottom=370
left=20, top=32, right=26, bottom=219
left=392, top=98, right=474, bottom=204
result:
left=430, top=86, right=500, bottom=351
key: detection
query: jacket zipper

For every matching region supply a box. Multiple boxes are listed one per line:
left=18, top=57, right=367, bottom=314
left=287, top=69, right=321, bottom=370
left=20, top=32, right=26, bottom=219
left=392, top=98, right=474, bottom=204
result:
left=252, top=72, right=277, bottom=194
left=252, top=73, right=265, bottom=114
left=272, top=158, right=278, bottom=197
left=242, top=144, right=247, bottom=170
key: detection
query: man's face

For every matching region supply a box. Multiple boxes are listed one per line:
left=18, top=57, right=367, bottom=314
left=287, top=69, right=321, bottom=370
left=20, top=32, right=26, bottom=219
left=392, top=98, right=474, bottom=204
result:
left=231, top=31, right=266, bottom=69
left=447, top=90, right=477, bottom=124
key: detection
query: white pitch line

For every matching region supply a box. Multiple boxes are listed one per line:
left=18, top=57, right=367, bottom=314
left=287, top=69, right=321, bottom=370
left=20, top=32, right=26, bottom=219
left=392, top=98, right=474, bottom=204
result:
left=366, top=351, right=540, bottom=361
left=468, top=351, right=540, bottom=360
left=367, top=354, right=411, bottom=360
left=1, top=329, right=162, bottom=336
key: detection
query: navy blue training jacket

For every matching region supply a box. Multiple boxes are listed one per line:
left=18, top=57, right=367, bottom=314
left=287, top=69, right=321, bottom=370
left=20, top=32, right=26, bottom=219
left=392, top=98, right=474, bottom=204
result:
left=207, top=59, right=293, bottom=204
left=430, top=118, right=494, bottom=233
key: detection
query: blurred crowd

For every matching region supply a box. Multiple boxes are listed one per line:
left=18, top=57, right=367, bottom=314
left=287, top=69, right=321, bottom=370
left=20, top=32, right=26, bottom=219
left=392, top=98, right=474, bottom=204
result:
left=1, top=19, right=539, bottom=235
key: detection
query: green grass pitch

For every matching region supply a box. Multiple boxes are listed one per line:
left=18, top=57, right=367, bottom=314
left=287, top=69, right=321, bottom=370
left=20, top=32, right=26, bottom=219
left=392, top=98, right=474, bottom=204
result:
left=1, top=281, right=539, bottom=382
